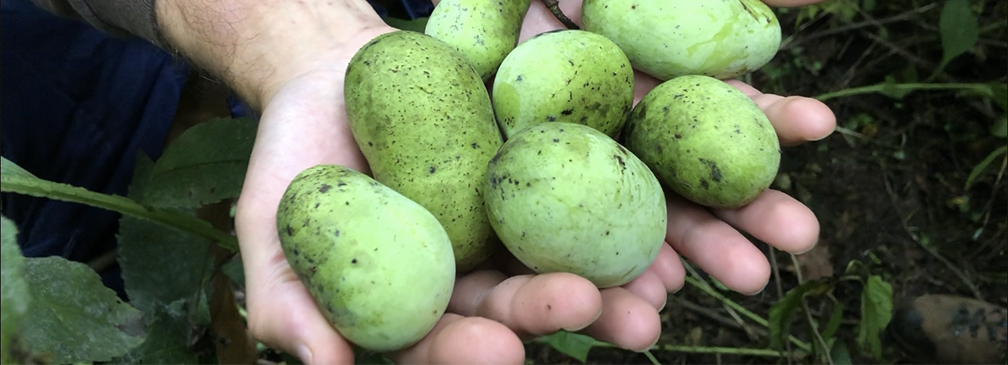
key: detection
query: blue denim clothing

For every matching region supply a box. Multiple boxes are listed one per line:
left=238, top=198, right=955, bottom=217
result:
left=1, top=0, right=434, bottom=299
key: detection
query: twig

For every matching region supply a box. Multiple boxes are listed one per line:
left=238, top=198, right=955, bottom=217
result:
left=539, top=0, right=579, bottom=29
left=780, top=3, right=938, bottom=50
left=767, top=246, right=794, bottom=364
left=791, top=255, right=834, bottom=365
left=674, top=297, right=760, bottom=334
left=878, top=158, right=984, bottom=300
left=681, top=261, right=813, bottom=353
left=654, top=344, right=790, bottom=358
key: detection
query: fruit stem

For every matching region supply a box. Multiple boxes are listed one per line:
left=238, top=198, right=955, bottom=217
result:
left=539, top=0, right=580, bottom=30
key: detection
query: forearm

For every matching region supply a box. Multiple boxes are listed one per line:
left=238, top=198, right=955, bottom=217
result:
left=32, top=0, right=389, bottom=111
left=154, top=0, right=389, bottom=110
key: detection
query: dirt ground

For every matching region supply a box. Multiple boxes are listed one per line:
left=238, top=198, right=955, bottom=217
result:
left=527, top=1, right=1008, bottom=364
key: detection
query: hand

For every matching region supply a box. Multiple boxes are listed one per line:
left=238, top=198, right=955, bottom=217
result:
left=155, top=0, right=836, bottom=364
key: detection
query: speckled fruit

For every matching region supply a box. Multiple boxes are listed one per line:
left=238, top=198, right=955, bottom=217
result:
left=425, top=0, right=532, bottom=82
left=492, top=29, right=635, bottom=139
left=344, top=30, right=504, bottom=273
left=276, top=164, right=456, bottom=352
left=483, top=122, right=667, bottom=288
left=581, top=0, right=781, bottom=80
left=621, top=75, right=780, bottom=209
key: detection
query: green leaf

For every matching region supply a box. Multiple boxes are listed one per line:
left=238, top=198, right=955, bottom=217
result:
left=536, top=330, right=595, bottom=363
left=990, top=83, right=1008, bottom=112
left=118, top=215, right=215, bottom=316
left=964, top=145, right=1008, bottom=190
left=1, top=156, right=239, bottom=251
left=1, top=216, right=32, bottom=364
left=143, top=117, right=258, bottom=209
left=384, top=17, right=429, bottom=32
left=0, top=157, right=37, bottom=180
left=768, top=280, right=828, bottom=350
left=115, top=299, right=202, bottom=364
left=855, top=275, right=893, bottom=361
left=992, top=117, right=1007, bottom=138
left=820, top=300, right=845, bottom=341
left=21, top=256, right=145, bottom=363
left=937, top=0, right=979, bottom=70
left=830, top=339, right=853, bottom=365
left=118, top=153, right=216, bottom=316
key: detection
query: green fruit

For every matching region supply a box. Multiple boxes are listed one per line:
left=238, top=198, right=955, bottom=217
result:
left=492, top=29, right=635, bottom=139
left=425, top=0, right=533, bottom=82
left=344, top=30, right=504, bottom=273
left=483, top=122, right=667, bottom=288
left=621, top=75, right=780, bottom=209
left=581, top=0, right=781, bottom=80
left=276, top=164, right=456, bottom=352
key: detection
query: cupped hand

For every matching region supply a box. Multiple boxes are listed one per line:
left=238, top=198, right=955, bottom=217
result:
left=231, top=0, right=836, bottom=364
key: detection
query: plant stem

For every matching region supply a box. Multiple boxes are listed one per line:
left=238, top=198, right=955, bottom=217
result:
left=684, top=275, right=813, bottom=353
left=592, top=340, right=790, bottom=358
left=815, top=82, right=991, bottom=102
left=2, top=175, right=239, bottom=251
left=657, top=345, right=789, bottom=357
left=539, top=0, right=579, bottom=29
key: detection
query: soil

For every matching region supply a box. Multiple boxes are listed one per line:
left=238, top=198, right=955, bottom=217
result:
left=526, top=1, right=1008, bottom=364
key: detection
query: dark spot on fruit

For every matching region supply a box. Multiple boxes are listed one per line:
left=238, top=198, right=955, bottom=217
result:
left=700, top=179, right=709, bottom=189
left=526, top=182, right=531, bottom=187
left=319, top=184, right=331, bottom=193
left=337, top=180, right=347, bottom=187
left=314, top=202, right=320, bottom=209
left=698, top=158, right=723, bottom=182
left=674, top=133, right=682, bottom=139
left=429, top=166, right=437, bottom=174
left=352, top=258, right=358, bottom=264
left=516, top=75, right=523, bottom=82
left=615, top=154, right=626, bottom=169
left=553, top=138, right=560, bottom=143
left=605, top=230, right=610, bottom=235
left=368, top=141, right=373, bottom=147
left=292, top=247, right=300, bottom=256
left=561, top=109, right=573, bottom=116
left=522, top=231, right=526, bottom=238
left=334, top=229, right=340, bottom=237
left=547, top=115, right=557, bottom=121
left=471, top=142, right=480, bottom=149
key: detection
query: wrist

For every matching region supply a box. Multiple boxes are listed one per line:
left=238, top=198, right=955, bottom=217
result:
left=154, top=0, right=391, bottom=110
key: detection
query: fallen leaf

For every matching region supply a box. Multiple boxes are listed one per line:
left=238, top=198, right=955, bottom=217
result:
left=794, top=241, right=835, bottom=281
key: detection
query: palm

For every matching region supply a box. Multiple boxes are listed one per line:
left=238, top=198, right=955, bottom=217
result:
left=233, top=1, right=837, bottom=363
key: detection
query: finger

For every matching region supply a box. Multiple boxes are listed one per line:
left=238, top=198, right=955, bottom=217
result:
left=580, top=287, right=662, bottom=352
left=239, top=260, right=356, bottom=365
left=388, top=313, right=526, bottom=365
left=712, top=189, right=820, bottom=254
left=724, top=80, right=836, bottom=145
left=664, top=194, right=771, bottom=295
left=649, top=243, right=687, bottom=293
left=619, top=269, right=668, bottom=310
left=518, top=0, right=585, bottom=42
left=449, top=271, right=604, bottom=338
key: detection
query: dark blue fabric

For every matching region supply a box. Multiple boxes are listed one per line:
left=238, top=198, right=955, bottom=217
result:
left=2, top=0, right=191, bottom=299
left=1, top=0, right=434, bottom=299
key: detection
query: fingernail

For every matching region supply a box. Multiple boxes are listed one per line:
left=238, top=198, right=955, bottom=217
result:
left=744, top=281, right=769, bottom=296
left=296, top=343, right=313, bottom=365
left=793, top=238, right=819, bottom=255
